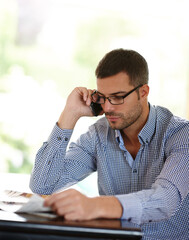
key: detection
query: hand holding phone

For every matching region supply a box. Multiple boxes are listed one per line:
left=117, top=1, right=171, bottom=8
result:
left=90, top=102, right=103, bottom=116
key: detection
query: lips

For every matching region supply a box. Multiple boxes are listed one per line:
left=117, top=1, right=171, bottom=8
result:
left=106, top=116, right=120, bottom=121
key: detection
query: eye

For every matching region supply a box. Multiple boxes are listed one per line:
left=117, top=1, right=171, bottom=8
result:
left=110, top=96, right=123, bottom=100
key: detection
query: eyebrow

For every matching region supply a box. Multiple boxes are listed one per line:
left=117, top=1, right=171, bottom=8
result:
left=96, top=91, right=127, bottom=96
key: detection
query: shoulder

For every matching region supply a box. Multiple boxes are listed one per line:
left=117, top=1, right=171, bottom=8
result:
left=153, top=105, right=189, bottom=129
left=88, top=116, right=108, bottom=129
left=153, top=105, right=189, bottom=146
left=89, top=117, right=111, bottom=135
left=154, top=105, right=173, bottom=124
left=87, top=117, right=113, bottom=144
left=74, top=117, right=112, bottom=149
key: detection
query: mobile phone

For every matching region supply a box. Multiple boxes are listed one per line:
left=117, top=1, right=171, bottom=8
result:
left=90, top=102, right=103, bottom=116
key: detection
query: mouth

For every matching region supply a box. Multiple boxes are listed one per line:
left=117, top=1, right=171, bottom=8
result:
left=106, top=115, right=120, bottom=122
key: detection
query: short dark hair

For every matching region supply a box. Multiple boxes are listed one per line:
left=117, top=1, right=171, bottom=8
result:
left=95, top=49, right=149, bottom=86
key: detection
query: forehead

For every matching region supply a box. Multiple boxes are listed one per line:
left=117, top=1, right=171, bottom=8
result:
left=97, top=72, right=132, bottom=94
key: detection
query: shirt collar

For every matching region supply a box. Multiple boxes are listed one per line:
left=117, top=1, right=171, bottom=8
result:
left=115, top=103, right=157, bottom=145
left=138, top=104, right=156, bottom=144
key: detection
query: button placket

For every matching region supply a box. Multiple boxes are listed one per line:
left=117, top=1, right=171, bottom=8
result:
left=130, top=152, right=141, bottom=192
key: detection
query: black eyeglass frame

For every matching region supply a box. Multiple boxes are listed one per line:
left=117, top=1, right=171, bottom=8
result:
left=91, top=84, right=143, bottom=105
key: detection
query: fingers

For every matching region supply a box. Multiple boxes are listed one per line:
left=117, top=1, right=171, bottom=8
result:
left=44, top=189, right=90, bottom=220
left=44, top=189, right=74, bottom=210
left=44, top=189, right=123, bottom=221
left=77, top=87, right=94, bottom=106
left=61, top=87, right=95, bottom=124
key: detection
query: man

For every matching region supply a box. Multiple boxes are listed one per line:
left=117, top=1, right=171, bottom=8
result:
left=30, top=49, right=189, bottom=224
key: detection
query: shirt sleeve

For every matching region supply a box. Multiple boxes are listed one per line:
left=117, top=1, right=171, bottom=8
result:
left=141, top=193, right=189, bottom=239
left=116, top=179, right=181, bottom=225
left=30, top=123, right=96, bottom=195
left=30, top=124, right=73, bottom=194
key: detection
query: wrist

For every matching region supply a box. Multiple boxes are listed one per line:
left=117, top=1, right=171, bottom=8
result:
left=93, top=196, right=123, bottom=219
left=58, top=108, right=80, bottom=130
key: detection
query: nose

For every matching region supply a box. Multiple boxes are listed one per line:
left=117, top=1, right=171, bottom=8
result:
left=102, top=99, right=115, bottom=112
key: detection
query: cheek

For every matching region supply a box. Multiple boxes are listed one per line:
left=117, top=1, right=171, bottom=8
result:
left=120, top=100, right=135, bottom=112
left=119, top=98, right=140, bottom=115
left=125, top=95, right=140, bottom=108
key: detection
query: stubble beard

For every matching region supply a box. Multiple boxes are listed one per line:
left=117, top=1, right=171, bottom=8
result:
left=105, top=102, right=143, bottom=130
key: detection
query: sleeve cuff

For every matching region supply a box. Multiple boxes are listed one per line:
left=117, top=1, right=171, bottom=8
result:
left=47, top=123, right=73, bottom=148
left=116, top=193, right=143, bottom=224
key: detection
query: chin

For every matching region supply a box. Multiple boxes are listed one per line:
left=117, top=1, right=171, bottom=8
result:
left=108, top=122, right=120, bottom=130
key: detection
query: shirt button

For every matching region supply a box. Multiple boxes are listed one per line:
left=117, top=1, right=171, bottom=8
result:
left=64, top=137, right=68, bottom=141
left=57, top=136, right=62, bottom=141
left=133, top=169, right=137, bottom=173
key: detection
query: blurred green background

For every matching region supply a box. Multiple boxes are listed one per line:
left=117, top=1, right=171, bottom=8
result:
left=0, top=0, right=189, bottom=175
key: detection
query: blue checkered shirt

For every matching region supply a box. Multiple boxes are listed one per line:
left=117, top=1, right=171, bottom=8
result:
left=30, top=104, right=189, bottom=225
left=142, top=192, right=189, bottom=239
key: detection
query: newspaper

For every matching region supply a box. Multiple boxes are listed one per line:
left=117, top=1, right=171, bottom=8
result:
left=0, top=190, right=56, bottom=218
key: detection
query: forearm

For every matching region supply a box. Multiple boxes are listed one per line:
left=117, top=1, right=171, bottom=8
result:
left=30, top=124, right=73, bottom=194
left=30, top=123, right=97, bottom=195
left=30, top=87, right=95, bottom=194
left=57, top=108, right=80, bottom=130
left=116, top=179, right=181, bottom=225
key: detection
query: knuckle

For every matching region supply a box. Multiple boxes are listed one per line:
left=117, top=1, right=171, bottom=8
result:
left=56, top=208, right=64, bottom=216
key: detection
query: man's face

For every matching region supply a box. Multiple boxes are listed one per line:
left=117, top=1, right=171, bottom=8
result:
left=97, top=72, right=143, bottom=130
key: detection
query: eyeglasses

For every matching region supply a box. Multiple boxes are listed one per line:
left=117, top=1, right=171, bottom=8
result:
left=91, top=84, right=143, bottom=105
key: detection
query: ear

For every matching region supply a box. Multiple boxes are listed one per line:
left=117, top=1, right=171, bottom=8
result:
left=140, top=84, right=149, bottom=99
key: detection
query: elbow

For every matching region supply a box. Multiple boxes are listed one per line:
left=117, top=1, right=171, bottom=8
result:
left=29, top=174, right=54, bottom=195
